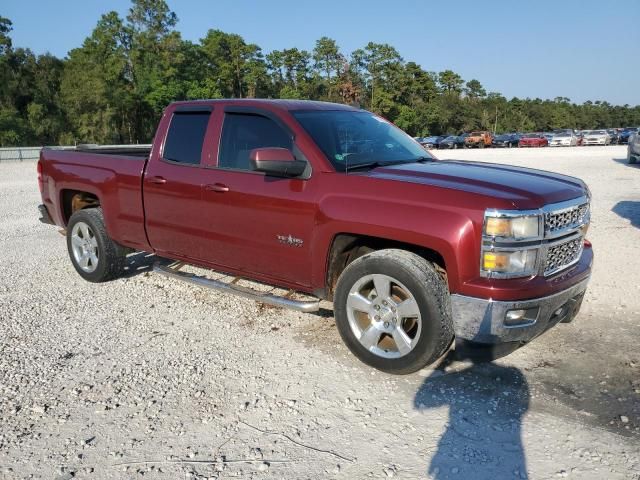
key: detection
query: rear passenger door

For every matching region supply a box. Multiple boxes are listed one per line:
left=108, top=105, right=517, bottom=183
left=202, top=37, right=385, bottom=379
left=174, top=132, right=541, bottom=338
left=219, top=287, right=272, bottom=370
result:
left=197, top=109, right=316, bottom=288
left=143, top=107, right=213, bottom=258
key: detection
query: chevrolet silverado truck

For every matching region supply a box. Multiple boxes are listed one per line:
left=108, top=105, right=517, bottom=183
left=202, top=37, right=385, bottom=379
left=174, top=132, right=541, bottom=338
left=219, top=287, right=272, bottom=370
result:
left=464, top=131, right=493, bottom=148
left=37, top=99, right=593, bottom=374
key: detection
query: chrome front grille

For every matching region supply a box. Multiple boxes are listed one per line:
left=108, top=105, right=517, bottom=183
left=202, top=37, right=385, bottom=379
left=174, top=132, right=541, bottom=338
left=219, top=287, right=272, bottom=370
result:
left=544, top=237, right=583, bottom=275
left=545, top=203, right=589, bottom=235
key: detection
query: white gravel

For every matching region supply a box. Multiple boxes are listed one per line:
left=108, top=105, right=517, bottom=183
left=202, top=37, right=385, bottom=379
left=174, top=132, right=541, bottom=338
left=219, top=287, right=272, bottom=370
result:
left=0, top=146, right=639, bottom=479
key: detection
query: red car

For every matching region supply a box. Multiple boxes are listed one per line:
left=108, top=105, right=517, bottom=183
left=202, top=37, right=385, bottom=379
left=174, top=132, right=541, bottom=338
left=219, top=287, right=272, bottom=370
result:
left=37, top=99, right=592, bottom=374
left=519, top=133, right=548, bottom=147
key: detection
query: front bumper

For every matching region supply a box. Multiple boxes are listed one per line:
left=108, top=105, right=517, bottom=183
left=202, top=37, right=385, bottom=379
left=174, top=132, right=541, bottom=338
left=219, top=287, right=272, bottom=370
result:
left=450, top=276, right=590, bottom=344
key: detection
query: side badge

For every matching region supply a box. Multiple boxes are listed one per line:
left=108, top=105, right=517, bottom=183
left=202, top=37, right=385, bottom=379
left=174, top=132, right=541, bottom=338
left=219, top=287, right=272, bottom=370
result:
left=277, top=234, right=304, bottom=248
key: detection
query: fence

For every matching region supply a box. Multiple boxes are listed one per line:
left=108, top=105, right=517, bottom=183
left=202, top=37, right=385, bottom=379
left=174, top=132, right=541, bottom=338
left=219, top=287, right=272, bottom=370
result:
left=0, top=147, right=45, bottom=162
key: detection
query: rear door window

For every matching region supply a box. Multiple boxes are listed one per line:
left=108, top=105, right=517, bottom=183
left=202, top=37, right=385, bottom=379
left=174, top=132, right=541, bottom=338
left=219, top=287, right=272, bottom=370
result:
left=163, top=112, right=211, bottom=165
left=218, top=113, right=292, bottom=170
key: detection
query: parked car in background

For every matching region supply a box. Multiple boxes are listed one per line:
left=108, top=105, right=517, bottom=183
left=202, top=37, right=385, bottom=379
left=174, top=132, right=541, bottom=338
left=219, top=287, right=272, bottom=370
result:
left=542, top=132, right=554, bottom=143
left=582, top=130, right=611, bottom=146
left=550, top=132, right=578, bottom=147
left=519, top=133, right=548, bottom=147
left=418, top=136, right=438, bottom=148
left=439, top=135, right=466, bottom=149
left=619, top=127, right=639, bottom=144
left=628, top=131, right=640, bottom=164
left=577, top=131, right=589, bottom=146
left=492, top=133, right=520, bottom=148
left=464, top=131, right=493, bottom=148
left=607, top=129, right=620, bottom=145
left=419, top=135, right=448, bottom=149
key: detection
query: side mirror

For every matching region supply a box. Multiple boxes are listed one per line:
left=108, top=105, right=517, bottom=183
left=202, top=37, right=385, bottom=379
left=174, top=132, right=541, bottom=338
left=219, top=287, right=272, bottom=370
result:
left=250, top=147, right=307, bottom=178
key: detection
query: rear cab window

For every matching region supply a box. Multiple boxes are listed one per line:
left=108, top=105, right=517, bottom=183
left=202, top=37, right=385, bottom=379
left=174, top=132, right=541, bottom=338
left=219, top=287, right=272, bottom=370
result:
left=163, top=111, right=211, bottom=165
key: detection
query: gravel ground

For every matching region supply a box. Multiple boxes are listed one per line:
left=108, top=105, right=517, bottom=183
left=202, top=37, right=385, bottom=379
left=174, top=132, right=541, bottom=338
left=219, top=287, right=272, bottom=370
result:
left=0, top=146, right=639, bottom=479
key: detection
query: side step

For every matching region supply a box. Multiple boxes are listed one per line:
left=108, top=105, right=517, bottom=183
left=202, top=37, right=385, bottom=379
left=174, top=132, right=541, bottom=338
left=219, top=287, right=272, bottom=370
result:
left=153, top=262, right=320, bottom=313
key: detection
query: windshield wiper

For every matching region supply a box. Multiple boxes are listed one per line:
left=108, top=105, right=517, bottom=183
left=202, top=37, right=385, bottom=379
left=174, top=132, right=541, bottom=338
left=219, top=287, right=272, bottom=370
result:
left=413, top=156, right=433, bottom=163
left=345, top=161, right=386, bottom=172
left=346, top=157, right=433, bottom=172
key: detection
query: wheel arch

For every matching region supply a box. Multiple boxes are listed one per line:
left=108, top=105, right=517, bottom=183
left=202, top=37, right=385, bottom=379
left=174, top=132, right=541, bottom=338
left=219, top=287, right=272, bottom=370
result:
left=323, top=232, right=449, bottom=301
left=60, top=189, right=101, bottom=226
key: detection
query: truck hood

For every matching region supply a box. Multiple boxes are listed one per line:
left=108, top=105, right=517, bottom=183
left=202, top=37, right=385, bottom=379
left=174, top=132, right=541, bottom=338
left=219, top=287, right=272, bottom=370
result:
left=366, top=160, right=586, bottom=209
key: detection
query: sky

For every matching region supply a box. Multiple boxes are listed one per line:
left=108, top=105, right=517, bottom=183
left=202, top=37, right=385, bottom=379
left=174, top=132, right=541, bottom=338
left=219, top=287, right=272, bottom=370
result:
left=3, top=0, right=640, bottom=106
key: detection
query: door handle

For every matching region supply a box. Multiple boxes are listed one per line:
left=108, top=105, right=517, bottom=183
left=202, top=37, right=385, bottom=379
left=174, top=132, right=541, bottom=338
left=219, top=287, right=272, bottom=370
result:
left=147, top=176, right=167, bottom=184
left=204, top=183, right=230, bottom=193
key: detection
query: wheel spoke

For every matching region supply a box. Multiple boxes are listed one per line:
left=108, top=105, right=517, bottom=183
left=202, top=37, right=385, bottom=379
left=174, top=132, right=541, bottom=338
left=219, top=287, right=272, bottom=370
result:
left=396, top=298, right=419, bottom=318
left=89, top=252, right=99, bottom=266
left=79, top=253, right=90, bottom=268
left=372, top=275, right=391, bottom=299
left=80, top=223, right=90, bottom=239
left=392, top=327, right=413, bottom=355
left=71, top=234, right=83, bottom=248
left=89, top=236, right=98, bottom=248
left=359, top=325, right=381, bottom=351
left=347, top=292, right=372, bottom=313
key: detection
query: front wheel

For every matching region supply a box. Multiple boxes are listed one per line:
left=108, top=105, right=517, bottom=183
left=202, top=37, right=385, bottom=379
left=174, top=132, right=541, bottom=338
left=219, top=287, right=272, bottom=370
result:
left=66, top=208, right=127, bottom=282
left=334, top=249, right=454, bottom=374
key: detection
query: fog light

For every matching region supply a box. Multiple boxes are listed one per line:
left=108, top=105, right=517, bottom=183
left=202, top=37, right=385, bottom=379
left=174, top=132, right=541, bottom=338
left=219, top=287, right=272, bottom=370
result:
left=506, top=309, right=527, bottom=322
left=504, top=307, right=539, bottom=327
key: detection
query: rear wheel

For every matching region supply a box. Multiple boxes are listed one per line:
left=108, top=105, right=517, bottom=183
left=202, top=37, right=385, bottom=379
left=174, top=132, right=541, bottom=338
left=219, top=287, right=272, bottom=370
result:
left=66, top=208, right=127, bottom=282
left=334, top=249, right=453, bottom=374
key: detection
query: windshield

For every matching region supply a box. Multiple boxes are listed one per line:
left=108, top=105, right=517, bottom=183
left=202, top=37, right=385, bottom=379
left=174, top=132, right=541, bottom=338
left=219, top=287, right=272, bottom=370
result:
left=292, top=110, right=432, bottom=171
left=591, top=130, right=606, bottom=135
left=522, top=134, right=539, bottom=138
left=555, top=133, right=570, bottom=137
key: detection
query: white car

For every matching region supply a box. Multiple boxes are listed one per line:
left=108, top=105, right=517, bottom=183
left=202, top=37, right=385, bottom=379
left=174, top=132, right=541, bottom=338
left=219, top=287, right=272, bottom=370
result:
left=582, top=130, right=611, bottom=146
left=549, top=133, right=578, bottom=147
left=629, top=132, right=640, bottom=164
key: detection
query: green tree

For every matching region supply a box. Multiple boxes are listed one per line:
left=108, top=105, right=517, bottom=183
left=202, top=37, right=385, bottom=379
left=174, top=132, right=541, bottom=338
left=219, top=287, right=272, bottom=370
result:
left=312, top=36, right=342, bottom=100
left=438, top=70, right=464, bottom=95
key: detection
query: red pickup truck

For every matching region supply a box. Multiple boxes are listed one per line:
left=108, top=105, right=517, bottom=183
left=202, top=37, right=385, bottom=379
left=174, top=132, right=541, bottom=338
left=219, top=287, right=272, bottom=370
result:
left=37, top=99, right=593, bottom=374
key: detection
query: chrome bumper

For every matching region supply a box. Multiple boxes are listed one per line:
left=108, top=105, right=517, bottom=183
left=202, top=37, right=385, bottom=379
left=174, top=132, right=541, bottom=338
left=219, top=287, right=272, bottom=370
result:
left=450, top=276, right=590, bottom=344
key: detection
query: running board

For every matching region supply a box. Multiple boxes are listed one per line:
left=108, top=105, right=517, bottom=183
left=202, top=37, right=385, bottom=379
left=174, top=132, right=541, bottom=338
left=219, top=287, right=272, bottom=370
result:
left=153, top=262, right=320, bottom=313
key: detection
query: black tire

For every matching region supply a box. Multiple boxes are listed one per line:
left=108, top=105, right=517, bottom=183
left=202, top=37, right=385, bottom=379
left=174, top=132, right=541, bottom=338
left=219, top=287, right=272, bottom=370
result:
left=479, top=141, right=485, bottom=149
left=630, top=156, right=637, bottom=165
left=66, top=207, right=127, bottom=283
left=334, top=249, right=454, bottom=374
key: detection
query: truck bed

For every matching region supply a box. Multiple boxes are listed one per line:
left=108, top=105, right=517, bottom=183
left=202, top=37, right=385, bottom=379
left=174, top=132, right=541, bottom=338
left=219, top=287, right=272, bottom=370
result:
left=39, top=145, right=151, bottom=251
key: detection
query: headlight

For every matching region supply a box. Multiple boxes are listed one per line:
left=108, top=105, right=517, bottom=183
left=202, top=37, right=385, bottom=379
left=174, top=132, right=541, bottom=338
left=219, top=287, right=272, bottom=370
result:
left=482, top=249, right=538, bottom=277
left=481, top=209, right=543, bottom=278
left=484, top=212, right=541, bottom=240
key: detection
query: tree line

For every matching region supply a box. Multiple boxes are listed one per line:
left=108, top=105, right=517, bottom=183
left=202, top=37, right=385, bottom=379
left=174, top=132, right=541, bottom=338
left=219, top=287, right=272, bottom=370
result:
left=1, top=0, right=639, bottom=147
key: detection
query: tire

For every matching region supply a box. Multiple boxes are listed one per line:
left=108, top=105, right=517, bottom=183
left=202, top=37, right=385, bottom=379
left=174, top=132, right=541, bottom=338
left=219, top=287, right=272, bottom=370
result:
left=66, top=207, right=127, bottom=283
left=479, top=141, right=485, bottom=149
left=453, top=143, right=458, bottom=149
left=630, top=156, right=637, bottom=165
left=334, top=249, right=454, bottom=374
